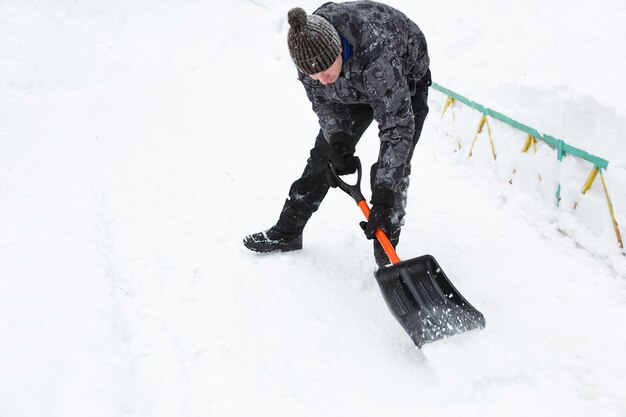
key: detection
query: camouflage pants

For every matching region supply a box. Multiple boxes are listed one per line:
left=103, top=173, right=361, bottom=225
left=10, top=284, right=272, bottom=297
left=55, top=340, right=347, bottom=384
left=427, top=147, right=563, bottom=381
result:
left=277, top=72, right=431, bottom=240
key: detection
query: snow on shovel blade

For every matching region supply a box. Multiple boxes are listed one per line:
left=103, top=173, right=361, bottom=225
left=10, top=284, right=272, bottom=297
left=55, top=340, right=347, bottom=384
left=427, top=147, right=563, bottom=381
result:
left=375, top=254, right=486, bottom=348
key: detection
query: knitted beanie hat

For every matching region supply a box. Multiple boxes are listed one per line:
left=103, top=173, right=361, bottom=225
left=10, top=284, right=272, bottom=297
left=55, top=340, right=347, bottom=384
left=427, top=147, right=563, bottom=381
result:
left=287, top=7, right=341, bottom=75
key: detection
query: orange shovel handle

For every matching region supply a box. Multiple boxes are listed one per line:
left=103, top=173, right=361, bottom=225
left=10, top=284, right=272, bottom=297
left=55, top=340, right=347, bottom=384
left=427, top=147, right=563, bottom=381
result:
left=357, top=200, right=401, bottom=265
left=327, top=157, right=401, bottom=266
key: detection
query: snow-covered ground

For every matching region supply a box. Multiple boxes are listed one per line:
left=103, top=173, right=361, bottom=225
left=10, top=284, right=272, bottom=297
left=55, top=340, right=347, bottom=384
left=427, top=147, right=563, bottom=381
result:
left=1, top=0, right=626, bottom=416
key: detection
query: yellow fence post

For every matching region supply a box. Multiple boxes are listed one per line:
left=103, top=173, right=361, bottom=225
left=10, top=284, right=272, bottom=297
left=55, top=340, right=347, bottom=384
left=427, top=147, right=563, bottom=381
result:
left=468, top=114, right=497, bottom=160
left=599, top=170, right=624, bottom=250
left=440, top=96, right=461, bottom=150
left=521, top=134, right=538, bottom=153
left=573, top=166, right=599, bottom=209
left=581, top=167, right=600, bottom=194
left=510, top=134, right=539, bottom=185
left=573, top=166, right=623, bottom=250
left=441, top=96, right=455, bottom=119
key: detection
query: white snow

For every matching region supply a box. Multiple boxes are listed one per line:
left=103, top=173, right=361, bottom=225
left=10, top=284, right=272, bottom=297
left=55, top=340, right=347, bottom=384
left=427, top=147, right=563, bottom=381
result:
left=1, top=0, right=626, bottom=416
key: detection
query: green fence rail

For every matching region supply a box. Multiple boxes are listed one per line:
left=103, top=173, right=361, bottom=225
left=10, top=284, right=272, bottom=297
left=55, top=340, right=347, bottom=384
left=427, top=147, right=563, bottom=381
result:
left=431, top=83, right=609, bottom=169
left=430, top=82, right=623, bottom=251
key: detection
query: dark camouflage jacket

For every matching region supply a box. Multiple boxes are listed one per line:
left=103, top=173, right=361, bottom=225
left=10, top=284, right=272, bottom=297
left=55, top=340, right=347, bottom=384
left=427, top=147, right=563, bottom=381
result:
left=298, top=1, right=429, bottom=192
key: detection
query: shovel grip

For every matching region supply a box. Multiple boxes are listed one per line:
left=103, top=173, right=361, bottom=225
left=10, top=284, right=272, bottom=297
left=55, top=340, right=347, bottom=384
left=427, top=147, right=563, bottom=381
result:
left=357, top=200, right=401, bottom=265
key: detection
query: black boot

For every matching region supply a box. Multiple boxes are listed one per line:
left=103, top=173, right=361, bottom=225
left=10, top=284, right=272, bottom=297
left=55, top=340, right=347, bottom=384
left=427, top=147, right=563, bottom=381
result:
left=243, top=199, right=309, bottom=253
left=243, top=227, right=303, bottom=253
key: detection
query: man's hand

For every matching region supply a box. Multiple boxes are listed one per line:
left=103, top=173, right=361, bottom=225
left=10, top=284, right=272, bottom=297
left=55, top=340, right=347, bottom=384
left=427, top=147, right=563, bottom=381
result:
left=326, top=140, right=358, bottom=188
left=360, top=205, right=394, bottom=239
left=327, top=141, right=358, bottom=175
left=360, top=186, right=396, bottom=239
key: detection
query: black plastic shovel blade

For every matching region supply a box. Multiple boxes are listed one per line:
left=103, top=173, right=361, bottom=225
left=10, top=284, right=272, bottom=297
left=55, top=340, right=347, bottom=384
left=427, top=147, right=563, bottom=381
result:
left=375, top=254, right=485, bottom=348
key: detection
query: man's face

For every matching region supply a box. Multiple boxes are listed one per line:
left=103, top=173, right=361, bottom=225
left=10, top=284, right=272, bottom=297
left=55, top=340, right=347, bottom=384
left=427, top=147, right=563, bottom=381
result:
left=308, top=51, right=343, bottom=85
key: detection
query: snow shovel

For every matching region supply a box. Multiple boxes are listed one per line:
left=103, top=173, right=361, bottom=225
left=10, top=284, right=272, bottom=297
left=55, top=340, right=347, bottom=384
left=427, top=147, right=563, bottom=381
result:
left=330, top=158, right=486, bottom=348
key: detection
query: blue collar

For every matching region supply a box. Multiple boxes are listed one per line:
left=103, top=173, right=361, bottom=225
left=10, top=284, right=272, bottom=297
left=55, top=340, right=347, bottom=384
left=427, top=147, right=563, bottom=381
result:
left=341, top=36, right=353, bottom=62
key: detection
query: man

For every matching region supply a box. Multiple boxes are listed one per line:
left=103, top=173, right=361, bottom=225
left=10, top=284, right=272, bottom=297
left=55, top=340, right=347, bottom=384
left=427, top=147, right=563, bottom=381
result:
left=243, top=1, right=431, bottom=267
